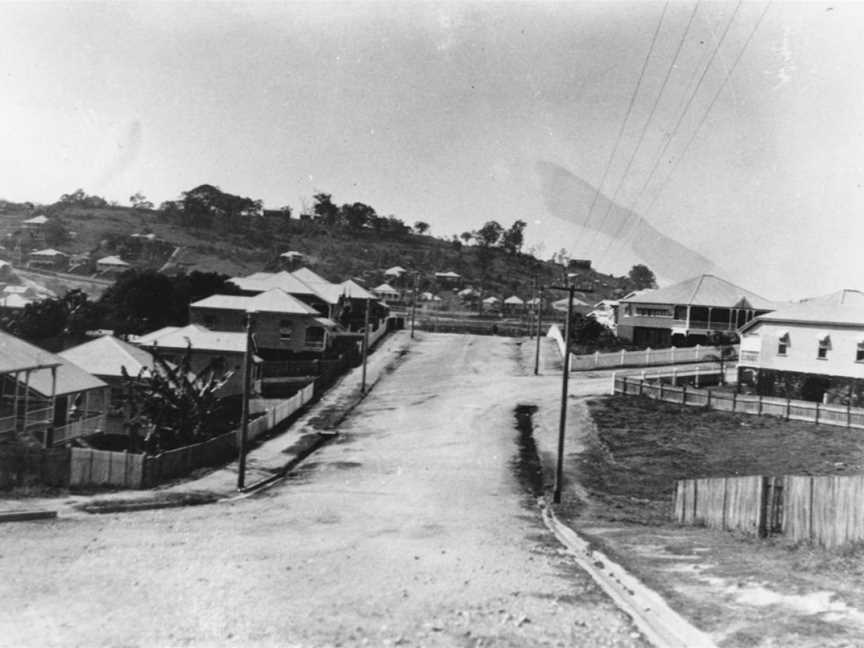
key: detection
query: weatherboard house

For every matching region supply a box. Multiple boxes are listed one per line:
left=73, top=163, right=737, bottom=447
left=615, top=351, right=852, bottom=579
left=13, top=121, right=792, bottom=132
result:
left=616, top=274, right=775, bottom=348
left=737, top=290, right=864, bottom=404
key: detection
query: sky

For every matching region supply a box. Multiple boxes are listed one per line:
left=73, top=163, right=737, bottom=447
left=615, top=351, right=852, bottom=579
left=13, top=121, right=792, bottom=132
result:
left=1, top=1, right=862, bottom=301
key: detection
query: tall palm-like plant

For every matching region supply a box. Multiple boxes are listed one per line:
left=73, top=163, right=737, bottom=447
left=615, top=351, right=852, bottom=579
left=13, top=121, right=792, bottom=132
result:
left=705, top=331, right=739, bottom=386
left=122, top=345, right=234, bottom=450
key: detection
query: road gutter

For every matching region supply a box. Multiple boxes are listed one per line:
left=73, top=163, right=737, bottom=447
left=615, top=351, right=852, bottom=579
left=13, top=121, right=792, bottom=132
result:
left=541, top=502, right=715, bottom=648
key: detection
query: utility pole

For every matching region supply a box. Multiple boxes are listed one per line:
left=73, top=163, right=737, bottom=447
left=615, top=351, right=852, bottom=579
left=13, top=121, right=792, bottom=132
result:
left=410, top=272, right=419, bottom=339
left=361, top=297, right=371, bottom=393
left=549, top=280, right=594, bottom=503
left=533, top=285, right=543, bottom=376
left=237, top=310, right=256, bottom=490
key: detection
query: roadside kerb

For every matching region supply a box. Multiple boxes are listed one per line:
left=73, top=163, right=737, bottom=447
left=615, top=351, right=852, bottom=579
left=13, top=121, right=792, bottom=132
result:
left=542, top=504, right=715, bottom=648
left=0, top=510, right=57, bottom=523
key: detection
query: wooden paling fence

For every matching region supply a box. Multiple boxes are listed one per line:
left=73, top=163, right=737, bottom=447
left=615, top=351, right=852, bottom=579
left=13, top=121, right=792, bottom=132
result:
left=66, top=383, right=317, bottom=490
left=0, top=447, right=70, bottom=489
left=613, top=375, right=864, bottom=431
left=675, top=474, right=864, bottom=549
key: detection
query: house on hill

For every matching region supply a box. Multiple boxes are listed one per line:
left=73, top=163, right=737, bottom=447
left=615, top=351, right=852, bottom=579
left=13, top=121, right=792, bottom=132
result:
left=96, top=255, right=131, bottom=274
left=434, top=271, right=462, bottom=288
left=133, top=324, right=262, bottom=398
left=28, top=248, right=68, bottom=271
left=737, top=290, right=864, bottom=403
left=616, top=274, right=775, bottom=348
left=279, top=250, right=305, bottom=269
left=21, top=215, right=49, bottom=231
left=384, top=266, right=406, bottom=280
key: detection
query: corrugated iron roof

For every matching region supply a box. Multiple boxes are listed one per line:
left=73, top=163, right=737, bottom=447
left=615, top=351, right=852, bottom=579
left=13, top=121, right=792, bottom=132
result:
left=60, top=335, right=159, bottom=378
left=0, top=330, right=62, bottom=374
left=27, top=355, right=107, bottom=397
left=339, top=280, right=377, bottom=300
left=192, top=288, right=319, bottom=315
left=133, top=324, right=250, bottom=354
left=741, top=301, right=864, bottom=331
left=620, top=274, right=775, bottom=310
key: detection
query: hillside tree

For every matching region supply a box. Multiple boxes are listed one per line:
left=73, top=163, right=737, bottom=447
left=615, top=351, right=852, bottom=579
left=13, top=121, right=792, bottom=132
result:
left=474, top=220, right=503, bottom=247
left=628, top=264, right=657, bottom=290
left=414, top=221, right=430, bottom=235
left=501, top=219, right=526, bottom=254
left=130, top=192, right=154, bottom=210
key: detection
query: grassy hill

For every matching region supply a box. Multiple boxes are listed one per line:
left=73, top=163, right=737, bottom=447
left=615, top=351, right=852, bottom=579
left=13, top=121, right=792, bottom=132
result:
left=0, top=201, right=640, bottom=304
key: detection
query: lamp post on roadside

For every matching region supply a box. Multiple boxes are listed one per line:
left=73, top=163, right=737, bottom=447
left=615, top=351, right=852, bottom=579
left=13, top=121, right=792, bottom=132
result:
left=533, top=285, right=544, bottom=376
left=237, top=309, right=256, bottom=490
left=549, top=277, right=594, bottom=503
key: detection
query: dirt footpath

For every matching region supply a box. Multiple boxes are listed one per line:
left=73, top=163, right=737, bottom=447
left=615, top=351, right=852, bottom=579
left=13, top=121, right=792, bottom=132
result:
left=0, top=334, right=646, bottom=647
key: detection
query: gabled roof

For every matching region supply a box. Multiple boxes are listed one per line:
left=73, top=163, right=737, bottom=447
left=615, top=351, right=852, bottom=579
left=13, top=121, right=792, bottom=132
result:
left=620, top=274, right=775, bottom=310
left=22, top=215, right=48, bottom=225
left=133, top=324, right=251, bottom=354
left=504, top=295, right=525, bottom=305
left=59, top=335, right=160, bottom=379
left=0, top=294, right=31, bottom=309
left=339, top=279, right=377, bottom=300
left=192, top=288, right=319, bottom=315
left=373, top=283, right=399, bottom=294
left=28, top=355, right=107, bottom=398
left=434, top=271, right=461, bottom=278
left=552, top=296, right=589, bottom=310
left=280, top=250, right=304, bottom=259
left=482, top=296, right=500, bottom=304
left=0, top=330, right=61, bottom=374
left=29, top=248, right=66, bottom=257
left=383, top=266, right=406, bottom=276
left=97, top=255, right=130, bottom=266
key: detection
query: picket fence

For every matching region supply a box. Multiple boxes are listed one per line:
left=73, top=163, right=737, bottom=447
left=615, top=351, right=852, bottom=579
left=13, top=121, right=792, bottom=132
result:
left=675, top=473, right=864, bottom=549
left=67, top=383, right=316, bottom=489
left=613, top=374, right=864, bottom=431
left=546, top=324, right=731, bottom=371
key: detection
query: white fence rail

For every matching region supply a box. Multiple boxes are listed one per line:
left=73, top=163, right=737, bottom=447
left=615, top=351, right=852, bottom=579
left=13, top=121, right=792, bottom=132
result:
left=547, top=324, right=735, bottom=371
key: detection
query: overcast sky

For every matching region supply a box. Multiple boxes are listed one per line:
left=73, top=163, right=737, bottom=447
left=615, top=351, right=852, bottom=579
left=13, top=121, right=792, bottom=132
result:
left=1, top=1, right=861, bottom=300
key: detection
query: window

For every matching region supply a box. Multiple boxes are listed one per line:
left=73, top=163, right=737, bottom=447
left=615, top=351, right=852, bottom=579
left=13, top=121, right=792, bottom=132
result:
left=279, top=319, right=292, bottom=342
left=777, top=332, right=789, bottom=356
left=857, top=342, right=864, bottom=362
left=305, top=326, right=325, bottom=348
left=817, top=335, right=831, bottom=359
left=204, top=316, right=216, bottom=329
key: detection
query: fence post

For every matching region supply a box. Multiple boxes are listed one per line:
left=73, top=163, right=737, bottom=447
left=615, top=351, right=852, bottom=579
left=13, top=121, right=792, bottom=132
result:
left=848, top=400, right=852, bottom=429
left=610, top=372, right=617, bottom=396
left=671, top=346, right=676, bottom=364
left=695, top=366, right=701, bottom=388
left=620, top=349, right=626, bottom=367
left=815, top=401, right=820, bottom=425
left=758, top=394, right=762, bottom=416
left=706, top=388, right=712, bottom=409
left=639, top=379, right=643, bottom=397
left=682, top=383, right=687, bottom=405
left=659, top=381, right=664, bottom=400
left=594, top=351, right=600, bottom=368
left=786, top=398, right=791, bottom=420
left=732, top=391, right=738, bottom=413
left=672, top=368, right=678, bottom=384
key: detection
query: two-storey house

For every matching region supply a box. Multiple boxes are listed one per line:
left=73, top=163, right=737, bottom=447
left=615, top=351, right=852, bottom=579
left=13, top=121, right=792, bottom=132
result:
left=737, top=290, right=864, bottom=403
left=616, top=274, right=776, bottom=348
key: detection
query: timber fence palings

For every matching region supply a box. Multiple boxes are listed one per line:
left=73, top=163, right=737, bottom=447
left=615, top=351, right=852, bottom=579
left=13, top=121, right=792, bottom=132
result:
left=676, top=473, right=864, bottom=549
left=0, top=447, right=70, bottom=489
left=70, top=448, right=143, bottom=489
left=612, top=375, right=864, bottom=433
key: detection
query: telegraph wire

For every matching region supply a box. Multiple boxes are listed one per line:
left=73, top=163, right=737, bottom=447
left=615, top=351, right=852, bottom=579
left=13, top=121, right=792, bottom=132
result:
left=583, top=1, right=701, bottom=256
left=595, top=0, right=744, bottom=266
left=578, top=1, right=669, bottom=256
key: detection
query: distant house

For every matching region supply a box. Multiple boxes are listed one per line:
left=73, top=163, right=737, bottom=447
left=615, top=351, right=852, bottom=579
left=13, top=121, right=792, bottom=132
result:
left=372, top=283, right=401, bottom=304
left=0, top=293, right=33, bottom=313
left=434, top=271, right=462, bottom=288
left=190, top=288, right=338, bottom=357
left=279, top=251, right=305, bottom=269
left=482, top=296, right=501, bottom=312
left=96, top=255, right=131, bottom=273
left=133, top=324, right=263, bottom=398
left=458, top=287, right=481, bottom=303
left=335, top=279, right=389, bottom=331
left=737, top=290, right=864, bottom=403
left=28, top=248, right=68, bottom=271
left=616, top=274, right=776, bottom=348
left=551, top=295, right=591, bottom=314
left=21, top=215, right=49, bottom=231
left=130, top=232, right=157, bottom=242
left=383, top=266, right=406, bottom=280
left=503, top=295, right=525, bottom=314
left=589, top=300, right=619, bottom=330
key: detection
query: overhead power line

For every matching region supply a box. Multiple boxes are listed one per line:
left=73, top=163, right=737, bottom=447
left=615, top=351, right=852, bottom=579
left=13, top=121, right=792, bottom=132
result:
left=599, top=1, right=772, bottom=268
left=579, top=2, right=669, bottom=252
left=595, top=0, right=746, bottom=266
left=584, top=1, right=701, bottom=256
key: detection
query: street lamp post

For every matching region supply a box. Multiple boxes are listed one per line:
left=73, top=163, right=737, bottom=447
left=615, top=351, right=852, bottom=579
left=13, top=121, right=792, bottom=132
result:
left=237, top=309, right=256, bottom=490
left=533, top=286, right=543, bottom=375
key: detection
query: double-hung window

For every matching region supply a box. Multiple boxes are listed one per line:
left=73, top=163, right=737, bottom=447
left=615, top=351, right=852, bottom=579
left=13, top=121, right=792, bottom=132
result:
left=777, top=332, right=789, bottom=356
left=817, top=335, right=831, bottom=360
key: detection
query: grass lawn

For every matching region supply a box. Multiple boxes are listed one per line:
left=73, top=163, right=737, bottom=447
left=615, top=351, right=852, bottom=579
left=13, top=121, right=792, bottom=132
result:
left=579, top=394, right=864, bottom=525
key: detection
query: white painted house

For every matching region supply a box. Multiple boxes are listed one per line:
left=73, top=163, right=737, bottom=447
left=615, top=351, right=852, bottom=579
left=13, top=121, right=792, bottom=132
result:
left=738, top=290, right=864, bottom=403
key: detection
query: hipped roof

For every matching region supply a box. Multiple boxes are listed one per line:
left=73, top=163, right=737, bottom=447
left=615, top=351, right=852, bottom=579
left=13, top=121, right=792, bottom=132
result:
left=620, top=274, right=775, bottom=310
left=60, top=335, right=160, bottom=378
left=0, top=329, right=61, bottom=374
left=28, top=356, right=107, bottom=398
left=192, top=288, right=320, bottom=315
left=134, top=324, right=256, bottom=355
left=740, top=300, right=864, bottom=333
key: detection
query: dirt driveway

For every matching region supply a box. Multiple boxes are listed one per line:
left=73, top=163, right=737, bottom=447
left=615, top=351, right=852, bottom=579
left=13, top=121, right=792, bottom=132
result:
left=0, top=334, right=646, bottom=647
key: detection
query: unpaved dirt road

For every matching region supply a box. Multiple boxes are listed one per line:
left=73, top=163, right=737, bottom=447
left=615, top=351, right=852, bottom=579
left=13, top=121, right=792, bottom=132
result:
left=0, top=334, right=646, bottom=647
